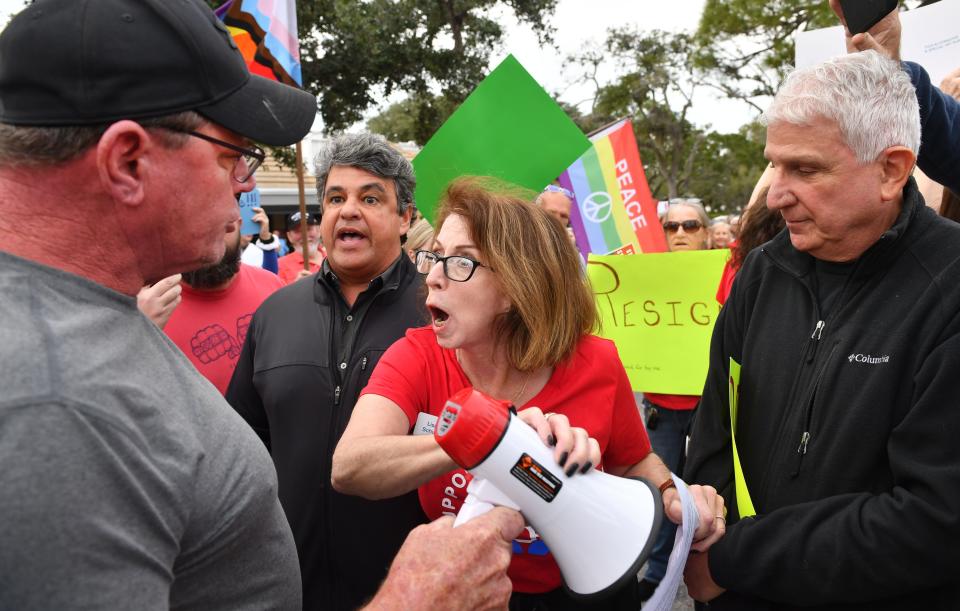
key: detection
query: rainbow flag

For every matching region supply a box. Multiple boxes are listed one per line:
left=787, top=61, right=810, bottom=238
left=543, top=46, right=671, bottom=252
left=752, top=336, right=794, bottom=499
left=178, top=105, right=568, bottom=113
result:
left=559, top=120, right=666, bottom=256
left=218, top=0, right=302, bottom=87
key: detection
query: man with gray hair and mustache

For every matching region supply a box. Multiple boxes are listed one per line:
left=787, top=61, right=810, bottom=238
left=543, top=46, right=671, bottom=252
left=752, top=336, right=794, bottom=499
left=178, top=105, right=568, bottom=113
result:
left=226, top=132, right=431, bottom=611
left=0, top=0, right=521, bottom=609
left=683, top=50, right=960, bottom=609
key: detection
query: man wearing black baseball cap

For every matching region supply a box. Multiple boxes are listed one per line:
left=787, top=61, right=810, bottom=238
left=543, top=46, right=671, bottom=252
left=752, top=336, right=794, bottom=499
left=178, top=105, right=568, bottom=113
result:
left=0, top=1, right=522, bottom=609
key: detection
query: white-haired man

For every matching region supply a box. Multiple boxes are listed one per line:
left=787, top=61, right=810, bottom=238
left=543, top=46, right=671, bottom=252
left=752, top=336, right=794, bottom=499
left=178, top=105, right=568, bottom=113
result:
left=684, top=50, right=960, bottom=609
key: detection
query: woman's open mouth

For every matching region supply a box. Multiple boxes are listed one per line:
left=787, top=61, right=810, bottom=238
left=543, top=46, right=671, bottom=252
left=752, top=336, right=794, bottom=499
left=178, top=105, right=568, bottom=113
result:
left=429, top=305, right=449, bottom=328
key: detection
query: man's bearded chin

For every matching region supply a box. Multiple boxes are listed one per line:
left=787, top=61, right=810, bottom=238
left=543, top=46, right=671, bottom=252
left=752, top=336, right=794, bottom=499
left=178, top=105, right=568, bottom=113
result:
left=182, top=238, right=242, bottom=289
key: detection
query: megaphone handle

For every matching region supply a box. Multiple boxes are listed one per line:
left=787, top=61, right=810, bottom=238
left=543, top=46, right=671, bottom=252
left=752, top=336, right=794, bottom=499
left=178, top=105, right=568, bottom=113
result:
left=453, top=495, right=495, bottom=527
left=453, top=477, right=522, bottom=527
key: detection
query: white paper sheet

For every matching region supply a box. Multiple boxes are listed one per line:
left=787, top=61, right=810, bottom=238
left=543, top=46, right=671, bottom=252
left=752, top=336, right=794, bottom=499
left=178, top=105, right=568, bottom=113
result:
left=643, top=473, right=701, bottom=611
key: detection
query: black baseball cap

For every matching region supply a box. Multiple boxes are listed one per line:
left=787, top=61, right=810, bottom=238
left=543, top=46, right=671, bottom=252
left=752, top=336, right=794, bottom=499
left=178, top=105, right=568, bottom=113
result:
left=287, top=211, right=321, bottom=229
left=0, top=0, right=316, bottom=146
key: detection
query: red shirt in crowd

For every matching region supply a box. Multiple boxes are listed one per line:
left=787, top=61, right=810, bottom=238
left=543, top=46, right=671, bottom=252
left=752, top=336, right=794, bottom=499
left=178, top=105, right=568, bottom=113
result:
left=277, top=247, right=324, bottom=285
left=643, top=392, right=700, bottom=410
left=164, top=263, right=284, bottom=394
left=361, top=326, right=651, bottom=594
left=716, top=251, right=738, bottom=306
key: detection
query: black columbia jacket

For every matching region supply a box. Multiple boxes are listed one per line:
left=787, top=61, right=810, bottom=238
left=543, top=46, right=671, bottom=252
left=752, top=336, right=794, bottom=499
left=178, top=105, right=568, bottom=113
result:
left=685, top=181, right=960, bottom=610
left=227, top=256, right=428, bottom=611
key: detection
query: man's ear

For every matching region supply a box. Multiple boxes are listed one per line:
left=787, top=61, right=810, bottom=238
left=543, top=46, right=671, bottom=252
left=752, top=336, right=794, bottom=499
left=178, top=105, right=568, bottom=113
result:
left=879, top=146, right=917, bottom=202
left=398, top=203, right=413, bottom=235
left=96, top=121, right=152, bottom=207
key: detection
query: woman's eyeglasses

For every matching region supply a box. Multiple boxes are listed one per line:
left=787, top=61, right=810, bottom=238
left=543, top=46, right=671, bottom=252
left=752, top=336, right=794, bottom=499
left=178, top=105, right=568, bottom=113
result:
left=415, top=250, right=486, bottom=282
left=663, top=220, right=704, bottom=233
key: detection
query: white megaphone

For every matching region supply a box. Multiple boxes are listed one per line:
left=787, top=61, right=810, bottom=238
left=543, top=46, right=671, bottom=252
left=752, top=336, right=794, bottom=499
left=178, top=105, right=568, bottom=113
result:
left=434, top=387, right=663, bottom=601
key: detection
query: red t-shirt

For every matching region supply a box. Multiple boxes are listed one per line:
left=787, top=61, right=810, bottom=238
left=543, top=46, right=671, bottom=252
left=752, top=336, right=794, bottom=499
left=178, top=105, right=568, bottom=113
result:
left=277, top=249, right=324, bottom=285
left=164, top=263, right=284, bottom=394
left=361, top=326, right=651, bottom=593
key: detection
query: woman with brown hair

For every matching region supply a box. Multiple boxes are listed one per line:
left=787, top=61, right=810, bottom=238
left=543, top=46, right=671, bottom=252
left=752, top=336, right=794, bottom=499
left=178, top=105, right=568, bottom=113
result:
left=332, top=177, right=724, bottom=610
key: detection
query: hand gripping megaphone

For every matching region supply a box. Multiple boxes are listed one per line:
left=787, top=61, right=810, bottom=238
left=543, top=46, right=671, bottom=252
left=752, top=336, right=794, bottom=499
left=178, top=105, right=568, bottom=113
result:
left=434, top=387, right=663, bottom=601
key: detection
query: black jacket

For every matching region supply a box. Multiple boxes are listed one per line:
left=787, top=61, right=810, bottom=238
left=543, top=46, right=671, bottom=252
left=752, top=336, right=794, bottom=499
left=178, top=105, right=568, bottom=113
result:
left=226, top=256, right=428, bottom=611
left=685, top=182, right=960, bottom=610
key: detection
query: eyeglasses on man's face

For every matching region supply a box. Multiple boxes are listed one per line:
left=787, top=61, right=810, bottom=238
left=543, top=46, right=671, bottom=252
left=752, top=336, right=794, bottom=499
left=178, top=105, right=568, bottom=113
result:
left=158, top=127, right=265, bottom=183
left=663, top=220, right=704, bottom=233
left=415, top=249, right=486, bottom=282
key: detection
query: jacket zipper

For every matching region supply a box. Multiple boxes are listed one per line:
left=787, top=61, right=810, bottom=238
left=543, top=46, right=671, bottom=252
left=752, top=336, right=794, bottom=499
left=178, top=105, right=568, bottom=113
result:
left=801, top=319, right=825, bottom=364
left=756, top=235, right=881, bottom=496
left=812, top=320, right=824, bottom=340
left=790, top=338, right=839, bottom=477
left=323, top=306, right=339, bottom=605
left=789, top=261, right=861, bottom=477
left=756, top=249, right=827, bottom=502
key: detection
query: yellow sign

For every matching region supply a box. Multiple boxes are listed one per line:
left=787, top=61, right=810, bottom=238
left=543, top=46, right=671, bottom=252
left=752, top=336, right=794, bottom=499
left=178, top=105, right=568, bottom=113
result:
left=729, top=357, right=756, bottom=518
left=587, top=250, right=728, bottom=394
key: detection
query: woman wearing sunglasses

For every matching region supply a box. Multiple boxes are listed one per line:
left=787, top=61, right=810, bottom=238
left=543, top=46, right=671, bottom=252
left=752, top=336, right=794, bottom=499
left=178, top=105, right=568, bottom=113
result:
left=332, top=178, right=724, bottom=610
left=637, top=197, right=712, bottom=599
left=662, top=198, right=711, bottom=251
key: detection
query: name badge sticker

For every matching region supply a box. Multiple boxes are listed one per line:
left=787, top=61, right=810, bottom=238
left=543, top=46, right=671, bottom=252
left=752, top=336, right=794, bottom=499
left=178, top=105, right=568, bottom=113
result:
left=413, top=412, right=438, bottom=436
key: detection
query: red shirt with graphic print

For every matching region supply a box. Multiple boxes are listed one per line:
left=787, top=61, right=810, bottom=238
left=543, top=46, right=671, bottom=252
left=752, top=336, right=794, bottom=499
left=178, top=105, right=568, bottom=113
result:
left=361, top=325, right=651, bottom=593
left=164, top=263, right=283, bottom=394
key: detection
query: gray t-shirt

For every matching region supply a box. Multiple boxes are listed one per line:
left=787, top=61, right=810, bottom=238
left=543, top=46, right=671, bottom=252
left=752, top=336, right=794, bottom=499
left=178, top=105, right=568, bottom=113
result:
left=0, top=252, right=301, bottom=610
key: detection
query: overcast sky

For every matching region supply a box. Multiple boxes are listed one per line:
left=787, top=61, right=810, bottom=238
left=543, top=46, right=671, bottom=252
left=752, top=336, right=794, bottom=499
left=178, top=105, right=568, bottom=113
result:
left=494, top=0, right=757, bottom=133
left=0, top=0, right=18, bottom=25
left=0, top=0, right=756, bottom=133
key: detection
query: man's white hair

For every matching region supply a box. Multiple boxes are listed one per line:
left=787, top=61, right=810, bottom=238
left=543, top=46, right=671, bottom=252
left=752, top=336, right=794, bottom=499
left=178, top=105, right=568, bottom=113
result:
left=762, top=51, right=920, bottom=164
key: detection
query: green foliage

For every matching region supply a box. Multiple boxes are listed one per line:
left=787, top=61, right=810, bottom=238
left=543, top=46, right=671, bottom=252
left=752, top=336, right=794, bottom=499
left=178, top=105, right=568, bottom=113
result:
left=693, top=0, right=939, bottom=109
left=302, top=0, right=558, bottom=137
left=366, top=93, right=457, bottom=145
left=687, top=124, right=767, bottom=216
left=567, top=28, right=768, bottom=212
left=694, top=0, right=836, bottom=110
left=209, top=0, right=555, bottom=162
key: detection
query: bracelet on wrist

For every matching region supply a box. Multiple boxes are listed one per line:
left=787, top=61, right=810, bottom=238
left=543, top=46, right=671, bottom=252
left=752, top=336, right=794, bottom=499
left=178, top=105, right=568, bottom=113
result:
left=658, top=479, right=677, bottom=494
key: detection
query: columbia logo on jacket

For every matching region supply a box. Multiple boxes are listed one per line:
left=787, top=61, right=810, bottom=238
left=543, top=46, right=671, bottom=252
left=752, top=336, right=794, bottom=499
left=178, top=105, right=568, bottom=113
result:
left=847, top=353, right=890, bottom=364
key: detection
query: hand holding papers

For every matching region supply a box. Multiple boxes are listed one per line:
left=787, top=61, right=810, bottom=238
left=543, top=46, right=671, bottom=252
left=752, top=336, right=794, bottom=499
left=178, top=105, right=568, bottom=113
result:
left=645, top=474, right=718, bottom=610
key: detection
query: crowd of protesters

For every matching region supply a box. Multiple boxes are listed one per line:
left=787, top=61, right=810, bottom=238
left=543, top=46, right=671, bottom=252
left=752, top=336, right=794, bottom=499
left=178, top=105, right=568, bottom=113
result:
left=3, top=1, right=960, bottom=610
